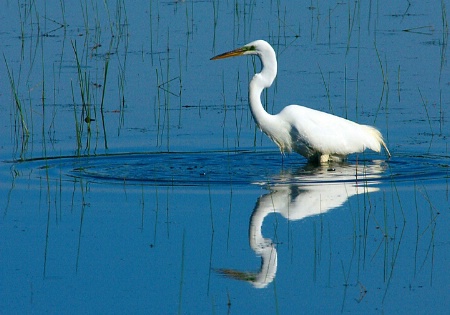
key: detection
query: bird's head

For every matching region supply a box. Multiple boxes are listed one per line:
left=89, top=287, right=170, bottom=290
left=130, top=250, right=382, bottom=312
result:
left=210, top=40, right=269, bottom=60
left=211, top=40, right=277, bottom=88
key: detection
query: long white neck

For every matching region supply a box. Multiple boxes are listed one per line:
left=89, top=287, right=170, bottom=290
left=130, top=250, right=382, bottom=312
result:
left=248, top=49, right=278, bottom=128
left=248, top=195, right=278, bottom=288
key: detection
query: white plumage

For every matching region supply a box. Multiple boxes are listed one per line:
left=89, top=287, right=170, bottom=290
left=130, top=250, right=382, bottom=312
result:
left=211, top=40, right=390, bottom=163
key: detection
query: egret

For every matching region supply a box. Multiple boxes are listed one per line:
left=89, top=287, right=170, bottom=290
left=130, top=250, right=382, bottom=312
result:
left=211, top=40, right=391, bottom=163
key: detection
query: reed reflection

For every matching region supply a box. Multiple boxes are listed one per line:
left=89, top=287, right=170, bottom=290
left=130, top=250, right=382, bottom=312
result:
left=217, top=161, right=387, bottom=288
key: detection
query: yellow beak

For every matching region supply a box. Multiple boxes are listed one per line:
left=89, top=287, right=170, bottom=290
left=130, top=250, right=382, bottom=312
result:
left=210, top=47, right=248, bottom=60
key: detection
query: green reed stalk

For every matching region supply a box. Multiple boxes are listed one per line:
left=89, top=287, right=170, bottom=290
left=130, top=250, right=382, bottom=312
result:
left=4, top=55, right=29, bottom=137
left=71, top=81, right=82, bottom=155
left=100, top=48, right=110, bottom=149
left=318, top=64, right=333, bottom=114
left=418, top=88, right=434, bottom=135
left=177, top=229, right=186, bottom=315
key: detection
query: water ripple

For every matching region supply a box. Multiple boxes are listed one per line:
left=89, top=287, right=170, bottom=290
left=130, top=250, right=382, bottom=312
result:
left=11, top=151, right=449, bottom=187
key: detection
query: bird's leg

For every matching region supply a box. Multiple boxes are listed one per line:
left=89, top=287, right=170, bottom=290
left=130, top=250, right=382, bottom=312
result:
left=320, top=154, right=330, bottom=164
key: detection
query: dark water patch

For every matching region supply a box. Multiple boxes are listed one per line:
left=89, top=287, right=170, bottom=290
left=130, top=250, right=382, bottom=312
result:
left=9, top=151, right=449, bottom=187
left=385, top=153, right=450, bottom=183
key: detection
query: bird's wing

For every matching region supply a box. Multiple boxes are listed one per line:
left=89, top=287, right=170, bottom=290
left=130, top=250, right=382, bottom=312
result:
left=278, top=105, right=382, bottom=155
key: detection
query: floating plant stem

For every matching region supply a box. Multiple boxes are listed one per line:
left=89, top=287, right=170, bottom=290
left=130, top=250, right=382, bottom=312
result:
left=4, top=55, right=29, bottom=138
left=318, top=64, right=333, bottom=114
left=208, top=176, right=215, bottom=233
left=149, top=0, right=154, bottom=65
left=152, top=186, right=160, bottom=246
left=80, top=0, right=89, bottom=35
left=178, top=229, right=186, bottom=315
left=71, top=41, right=86, bottom=115
left=313, top=222, right=318, bottom=281
left=71, top=81, right=82, bottom=155
left=439, top=90, right=443, bottom=135
left=59, top=0, right=67, bottom=28
left=346, top=0, right=358, bottom=54
left=414, top=180, right=420, bottom=277
left=373, top=40, right=388, bottom=124
left=233, top=71, right=243, bottom=146
left=382, top=222, right=406, bottom=303
left=43, top=190, right=51, bottom=278
left=212, top=0, right=218, bottom=49
left=401, top=25, right=433, bottom=35
left=178, top=48, right=182, bottom=127
left=100, top=39, right=112, bottom=150
left=40, top=36, right=48, bottom=159
left=397, top=65, right=401, bottom=102
left=226, top=157, right=233, bottom=251
left=155, top=68, right=162, bottom=147
left=207, top=232, right=215, bottom=295
left=166, top=29, right=171, bottom=150
left=418, top=88, right=434, bottom=135
left=140, top=186, right=145, bottom=231
left=76, top=180, right=87, bottom=273
left=344, top=64, right=348, bottom=118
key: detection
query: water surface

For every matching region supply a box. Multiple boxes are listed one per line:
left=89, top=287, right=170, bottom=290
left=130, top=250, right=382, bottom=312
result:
left=1, top=0, right=449, bottom=314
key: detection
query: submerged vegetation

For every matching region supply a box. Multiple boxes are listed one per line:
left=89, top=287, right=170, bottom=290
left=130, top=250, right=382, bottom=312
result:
left=2, top=0, right=448, bottom=160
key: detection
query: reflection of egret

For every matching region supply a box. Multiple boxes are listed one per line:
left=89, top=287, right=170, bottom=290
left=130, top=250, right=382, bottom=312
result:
left=217, top=203, right=278, bottom=289
left=211, top=40, right=391, bottom=163
left=217, top=162, right=384, bottom=288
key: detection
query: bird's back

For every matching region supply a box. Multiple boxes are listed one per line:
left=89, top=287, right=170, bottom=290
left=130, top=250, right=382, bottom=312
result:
left=276, top=105, right=388, bottom=159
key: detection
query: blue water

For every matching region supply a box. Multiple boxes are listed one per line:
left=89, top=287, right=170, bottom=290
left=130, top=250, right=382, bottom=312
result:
left=9, top=150, right=449, bottom=186
left=1, top=0, right=449, bottom=314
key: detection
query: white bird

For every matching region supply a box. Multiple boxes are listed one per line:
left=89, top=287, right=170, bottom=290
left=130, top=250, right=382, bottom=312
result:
left=211, top=40, right=391, bottom=163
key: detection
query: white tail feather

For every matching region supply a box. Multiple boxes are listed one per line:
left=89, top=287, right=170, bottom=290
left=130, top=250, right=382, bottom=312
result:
left=363, top=125, right=391, bottom=158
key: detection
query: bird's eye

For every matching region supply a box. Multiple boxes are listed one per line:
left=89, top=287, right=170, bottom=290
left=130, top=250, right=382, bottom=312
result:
left=243, top=45, right=256, bottom=52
